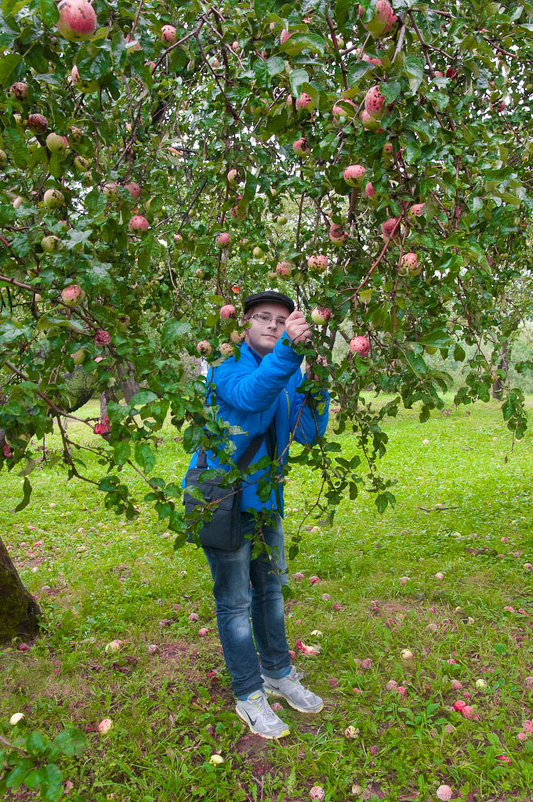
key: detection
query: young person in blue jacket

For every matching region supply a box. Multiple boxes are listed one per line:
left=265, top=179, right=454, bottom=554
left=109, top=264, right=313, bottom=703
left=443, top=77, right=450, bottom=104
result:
left=186, top=290, right=329, bottom=739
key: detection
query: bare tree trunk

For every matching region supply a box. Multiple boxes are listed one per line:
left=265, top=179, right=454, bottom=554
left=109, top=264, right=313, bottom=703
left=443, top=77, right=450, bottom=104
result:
left=492, top=343, right=511, bottom=400
left=117, top=361, right=140, bottom=403
left=100, top=390, right=108, bottom=421
left=0, top=536, right=41, bottom=643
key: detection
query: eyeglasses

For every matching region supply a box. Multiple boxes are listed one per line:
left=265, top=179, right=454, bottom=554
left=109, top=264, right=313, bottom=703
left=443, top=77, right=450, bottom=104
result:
left=249, top=312, right=288, bottom=328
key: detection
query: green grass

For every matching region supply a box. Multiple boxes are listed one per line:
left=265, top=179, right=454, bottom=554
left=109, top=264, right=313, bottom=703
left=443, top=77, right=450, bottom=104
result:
left=1, top=396, right=533, bottom=801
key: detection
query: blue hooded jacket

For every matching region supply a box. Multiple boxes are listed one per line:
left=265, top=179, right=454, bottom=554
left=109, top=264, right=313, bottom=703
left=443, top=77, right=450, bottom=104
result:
left=184, top=334, right=329, bottom=516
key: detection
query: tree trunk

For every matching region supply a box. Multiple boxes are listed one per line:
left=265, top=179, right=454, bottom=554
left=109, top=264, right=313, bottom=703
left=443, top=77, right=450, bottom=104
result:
left=492, top=343, right=511, bottom=400
left=117, top=361, right=140, bottom=403
left=0, top=535, right=41, bottom=643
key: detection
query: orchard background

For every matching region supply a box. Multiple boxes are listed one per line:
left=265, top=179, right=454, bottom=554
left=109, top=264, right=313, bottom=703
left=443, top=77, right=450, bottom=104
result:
left=0, top=1, right=533, bottom=791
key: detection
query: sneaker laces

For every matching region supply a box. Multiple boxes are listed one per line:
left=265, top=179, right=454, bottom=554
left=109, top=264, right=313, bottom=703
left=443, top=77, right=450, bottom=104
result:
left=248, top=691, right=279, bottom=722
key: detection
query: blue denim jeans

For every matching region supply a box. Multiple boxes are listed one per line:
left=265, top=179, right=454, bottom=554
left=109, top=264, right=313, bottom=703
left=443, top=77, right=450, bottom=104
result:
left=202, top=512, right=291, bottom=699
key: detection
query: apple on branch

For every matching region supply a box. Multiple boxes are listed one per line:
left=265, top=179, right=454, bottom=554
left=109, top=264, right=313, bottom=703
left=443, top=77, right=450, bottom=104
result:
left=310, top=307, right=331, bottom=326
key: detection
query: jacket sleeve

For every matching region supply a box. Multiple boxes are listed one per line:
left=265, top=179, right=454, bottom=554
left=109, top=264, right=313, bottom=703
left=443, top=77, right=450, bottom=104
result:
left=213, top=335, right=304, bottom=413
left=288, top=372, right=330, bottom=446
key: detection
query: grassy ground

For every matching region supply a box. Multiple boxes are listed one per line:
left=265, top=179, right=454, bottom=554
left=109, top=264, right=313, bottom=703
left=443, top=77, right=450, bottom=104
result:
left=1, top=396, right=532, bottom=802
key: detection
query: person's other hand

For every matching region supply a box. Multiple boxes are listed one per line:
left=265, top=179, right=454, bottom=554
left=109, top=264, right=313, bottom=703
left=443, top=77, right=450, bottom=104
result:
left=285, top=310, right=311, bottom=344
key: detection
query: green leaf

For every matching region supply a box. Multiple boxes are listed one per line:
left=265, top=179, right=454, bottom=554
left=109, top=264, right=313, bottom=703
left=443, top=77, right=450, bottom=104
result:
left=129, top=391, right=158, bottom=406
left=182, top=424, right=204, bottom=453
left=265, top=56, right=285, bottom=76
left=113, top=440, right=131, bottom=465
left=289, top=68, right=309, bottom=96
left=253, top=59, right=270, bottom=84
left=404, top=55, right=424, bottom=94
left=403, top=140, right=421, bottom=162
left=334, top=0, right=351, bottom=27
left=347, top=62, right=374, bottom=84
left=381, top=81, right=401, bottom=103
left=39, top=0, right=59, bottom=26
left=12, top=477, right=32, bottom=512
left=282, top=33, right=325, bottom=56
left=418, top=330, right=452, bottom=347
left=405, top=351, right=427, bottom=376
left=454, top=344, right=466, bottom=362
left=0, top=54, right=21, bottom=81
left=300, top=81, right=320, bottom=107
left=52, top=727, right=88, bottom=758
left=161, top=319, right=191, bottom=350
left=26, top=731, right=47, bottom=754
left=5, top=760, right=33, bottom=790
left=63, top=229, right=93, bottom=249
left=134, top=442, right=156, bottom=474
left=39, top=764, right=63, bottom=802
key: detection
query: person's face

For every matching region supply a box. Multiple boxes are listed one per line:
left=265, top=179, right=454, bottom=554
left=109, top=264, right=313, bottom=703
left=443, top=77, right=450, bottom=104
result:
left=244, top=302, right=290, bottom=357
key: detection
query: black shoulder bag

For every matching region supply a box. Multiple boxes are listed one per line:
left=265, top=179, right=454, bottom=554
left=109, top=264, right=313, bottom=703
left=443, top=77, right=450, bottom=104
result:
left=183, top=420, right=275, bottom=551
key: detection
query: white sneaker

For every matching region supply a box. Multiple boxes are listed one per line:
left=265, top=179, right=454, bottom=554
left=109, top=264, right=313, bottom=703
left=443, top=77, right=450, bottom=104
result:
left=262, top=666, right=323, bottom=713
left=235, top=690, right=290, bottom=739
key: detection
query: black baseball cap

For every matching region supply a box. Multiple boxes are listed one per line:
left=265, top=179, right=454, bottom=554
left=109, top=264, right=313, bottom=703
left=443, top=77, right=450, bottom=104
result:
left=243, top=291, right=295, bottom=315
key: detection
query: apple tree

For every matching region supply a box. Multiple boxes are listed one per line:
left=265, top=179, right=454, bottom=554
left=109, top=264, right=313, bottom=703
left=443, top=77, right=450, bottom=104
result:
left=1, top=0, right=532, bottom=640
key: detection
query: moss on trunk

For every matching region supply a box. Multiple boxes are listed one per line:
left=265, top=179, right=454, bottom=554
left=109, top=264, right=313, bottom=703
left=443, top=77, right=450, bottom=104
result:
left=0, top=536, right=41, bottom=643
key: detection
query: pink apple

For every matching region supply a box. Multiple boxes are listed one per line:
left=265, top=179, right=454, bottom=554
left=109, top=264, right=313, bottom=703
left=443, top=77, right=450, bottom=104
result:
left=343, top=164, right=366, bottom=187
left=128, top=215, right=149, bottom=232
left=220, top=304, right=236, bottom=319
left=349, top=336, right=370, bottom=357
left=57, top=0, right=97, bottom=42
left=296, top=92, right=312, bottom=111
left=329, top=223, right=348, bottom=245
left=381, top=217, right=400, bottom=240
left=98, top=718, right=113, bottom=735
left=161, top=25, right=177, bottom=44
left=216, top=232, right=231, bottom=248
left=61, top=284, right=85, bottom=306
left=307, top=254, right=328, bottom=272
left=292, top=136, right=310, bottom=157
left=276, top=260, right=292, bottom=277
left=310, top=307, right=331, bottom=325
left=332, top=98, right=356, bottom=124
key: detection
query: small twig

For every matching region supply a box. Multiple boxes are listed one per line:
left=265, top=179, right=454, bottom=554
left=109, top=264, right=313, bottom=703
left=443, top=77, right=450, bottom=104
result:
left=417, top=505, right=460, bottom=512
left=356, top=217, right=402, bottom=293
left=326, top=14, right=348, bottom=90
left=0, top=274, right=40, bottom=294
left=195, top=33, right=242, bottom=123
left=0, top=733, right=27, bottom=755
left=391, top=18, right=407, bottom=63
left=4, top=361, right=95, bottom=425
left=129, top=0, right=144, bottom=37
